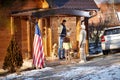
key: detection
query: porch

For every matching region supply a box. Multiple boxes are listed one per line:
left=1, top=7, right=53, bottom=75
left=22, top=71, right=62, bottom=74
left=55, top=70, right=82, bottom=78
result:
left=10, top=0, right=99, bottom=60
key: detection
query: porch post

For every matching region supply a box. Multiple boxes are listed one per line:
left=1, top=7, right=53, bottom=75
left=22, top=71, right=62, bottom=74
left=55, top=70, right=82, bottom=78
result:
left=85, top=17, right=89, bottom=56
left=76, top=17, right=81, bottom=42
left=26, top=16, right=32, bottom=59
left=11, top=16, right=14, bottom=36
left=47, top=18, right=52, bottom=57
left=38, top=19, right=47, bottom=57
left=76, top=17, right=81, bottom=57
left=38, top=19, right=42, bottom=32
left=44, top=19, right=47, bottom=57
left=48, top=28, right=52, bottom=56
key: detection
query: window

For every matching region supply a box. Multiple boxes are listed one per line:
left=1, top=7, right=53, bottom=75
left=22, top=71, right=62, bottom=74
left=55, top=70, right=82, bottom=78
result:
left=104, top=28, right=120, bottom=35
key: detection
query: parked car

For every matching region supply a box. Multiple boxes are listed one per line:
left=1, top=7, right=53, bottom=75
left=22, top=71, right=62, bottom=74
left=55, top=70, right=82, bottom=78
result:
left=101, top=26, right=120, bottom=55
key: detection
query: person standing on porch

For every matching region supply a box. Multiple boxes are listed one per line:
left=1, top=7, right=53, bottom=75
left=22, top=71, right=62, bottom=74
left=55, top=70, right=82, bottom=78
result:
left=79, top=23, right=87, bottom=63
left=58, top=20, right=67, bottom=59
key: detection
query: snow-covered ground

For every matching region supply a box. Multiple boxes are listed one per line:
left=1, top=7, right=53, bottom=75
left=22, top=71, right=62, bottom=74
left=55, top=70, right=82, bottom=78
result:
left=0, top=63, right=120, bottom=80
left=0, top=43, right=120, bottom=80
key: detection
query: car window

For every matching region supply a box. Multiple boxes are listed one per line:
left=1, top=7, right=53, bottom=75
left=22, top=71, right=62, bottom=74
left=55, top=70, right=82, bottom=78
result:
left=104, top=28, right=120, bottom=35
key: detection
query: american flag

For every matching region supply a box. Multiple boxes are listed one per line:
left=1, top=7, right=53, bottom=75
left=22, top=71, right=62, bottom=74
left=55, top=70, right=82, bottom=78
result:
left=33, top=23, right=45, bottom=69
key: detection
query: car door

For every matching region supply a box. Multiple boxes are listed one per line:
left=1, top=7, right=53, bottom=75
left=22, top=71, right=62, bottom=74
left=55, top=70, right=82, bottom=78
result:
left=105, top=28, right=120, bottom=49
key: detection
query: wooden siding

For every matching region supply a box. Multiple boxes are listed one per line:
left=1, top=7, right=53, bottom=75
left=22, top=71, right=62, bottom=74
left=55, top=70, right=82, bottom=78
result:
left=0, top=27, right=11, bottom=68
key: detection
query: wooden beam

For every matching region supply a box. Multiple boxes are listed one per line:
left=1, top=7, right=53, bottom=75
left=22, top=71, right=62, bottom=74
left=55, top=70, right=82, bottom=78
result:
left=85, top=17, right=89, bottom=56
left=38, top=18, right=47, bottom=57
left=76, top=17, right=81, bottom=42
left=27, top=17, right=32, bottom=59
left=11, top=16, right=14, bottom=36
left=44, top=19, right=48, bottom=56
left=76, top=17, right=81, bottom=58
left=47, top=18, right=52, bottom=57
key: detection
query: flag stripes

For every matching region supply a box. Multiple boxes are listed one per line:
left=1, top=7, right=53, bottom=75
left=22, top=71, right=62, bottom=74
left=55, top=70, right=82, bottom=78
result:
left=33, top=23, right=44, bottom=68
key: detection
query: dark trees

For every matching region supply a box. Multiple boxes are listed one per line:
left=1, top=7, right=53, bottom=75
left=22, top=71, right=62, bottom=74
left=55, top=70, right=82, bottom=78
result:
left=2, top=37, right=23, bottom=73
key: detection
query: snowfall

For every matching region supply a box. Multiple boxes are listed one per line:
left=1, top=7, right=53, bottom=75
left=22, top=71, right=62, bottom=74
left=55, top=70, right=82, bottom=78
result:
left=0, top=63, right=120, bottom=80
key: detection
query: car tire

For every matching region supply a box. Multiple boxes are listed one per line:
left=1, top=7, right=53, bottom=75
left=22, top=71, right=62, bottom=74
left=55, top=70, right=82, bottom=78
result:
left=102, top=50, right=109, bottom=55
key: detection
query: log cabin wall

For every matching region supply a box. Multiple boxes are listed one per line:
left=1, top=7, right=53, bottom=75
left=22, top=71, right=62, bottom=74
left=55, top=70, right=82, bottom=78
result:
left=14, top=17, right=28, bottom=59
left=0, top=26, right=11, bottom=68
left=0, top=0, right=99, bottom=68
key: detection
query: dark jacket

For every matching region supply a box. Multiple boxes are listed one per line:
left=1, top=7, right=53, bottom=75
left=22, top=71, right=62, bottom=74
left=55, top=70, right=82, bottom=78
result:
left=60, top=24, right=66, bottom=37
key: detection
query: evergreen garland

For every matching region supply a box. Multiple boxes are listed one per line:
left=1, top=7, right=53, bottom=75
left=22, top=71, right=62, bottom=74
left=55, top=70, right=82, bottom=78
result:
left=3, top=37, right=23, bottom=73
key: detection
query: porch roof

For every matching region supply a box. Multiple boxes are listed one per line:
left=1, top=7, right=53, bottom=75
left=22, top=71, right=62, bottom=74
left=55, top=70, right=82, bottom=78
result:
left=32, top=8, right=92, bottom=18
left=11, top=0, right=99, bottom=18
left=47, top=0, right=98, bottom=10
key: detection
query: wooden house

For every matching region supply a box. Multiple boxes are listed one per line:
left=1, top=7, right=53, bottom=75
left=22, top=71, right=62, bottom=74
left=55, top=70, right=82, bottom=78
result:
left=9, top=0, right=99, bottom=60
